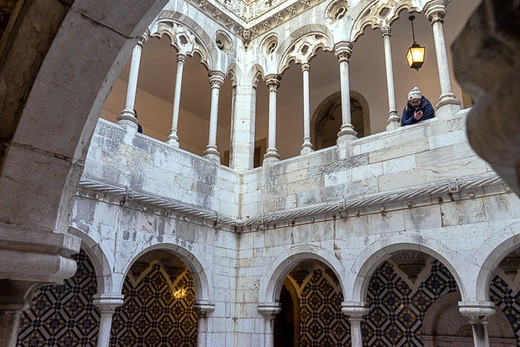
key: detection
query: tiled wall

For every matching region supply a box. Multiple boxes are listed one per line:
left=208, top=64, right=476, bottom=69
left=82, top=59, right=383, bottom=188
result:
left=490, top=274, right=520, bottom=344
left=109, top=263, right=197, bottom=347
left=299, top=268, right=351, bottom=346
left=17, top=251, right=100, bottom=347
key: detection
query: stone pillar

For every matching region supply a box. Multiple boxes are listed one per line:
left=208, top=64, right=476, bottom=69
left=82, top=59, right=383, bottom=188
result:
left=204, top=71, right=225, bottom=162
left=264, top=74, right=282, bottom=163
left=230, top=80, right=258, bottom=171
left=342, top=302, right=369, bottom=347
left=258, top=303, right=281, bottom=347
left=167, top=53, right=186, bottom=147
left=0, top=229, right=79, bottom=347
left=301, top=63, right=313, bottom=155
left=0, top=280, right=41, bottom=347
left=459, top=301, right=495, bottom=347
left=92, top=293, right=124, bottom=347
left=194, top=300, right=215, bottom=347
left=425, top=1, right=461, bottom=117
left=381, top=26, right=400, bottom=130
left=117, top=36, right=147, bottom=132
left=334, top=41, right=357, bottom=147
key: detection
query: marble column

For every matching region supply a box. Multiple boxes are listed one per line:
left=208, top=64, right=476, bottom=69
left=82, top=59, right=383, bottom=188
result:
left=230, top=79, right=258, bottom=171
left=0, top=230, right=79, bottom=347
left=264, top=74, right=282, bottom=163
left=258, top=303, right=281, bottom=347
left=204, top=71, right=226, bottom=162
left=301, top=63, right=313, bottom=155
left=381, top=26, right=400, bottom=130
left=194, top=300, right=215, bottom=347
left=117, top=36, right=147, bottom=132
left=167, top=53, right=186, bottom=147
left=342, top=302, right=369, bottom=347
left=334, top=41, right=357, bottom=147
left=459, top=301, right=495, bottom=347
left=425, top=1, right=461, bottom=117
left=0, top=280, right=41, bottom=347
left=93, top=293, right=124, bottom=347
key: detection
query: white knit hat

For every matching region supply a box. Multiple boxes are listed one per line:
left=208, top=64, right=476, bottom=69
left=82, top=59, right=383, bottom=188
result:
left=408, top=87, right=422, bottom=100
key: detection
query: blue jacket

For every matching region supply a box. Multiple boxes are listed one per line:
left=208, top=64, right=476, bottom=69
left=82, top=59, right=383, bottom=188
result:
left=401, top=96, right=435, bottom=126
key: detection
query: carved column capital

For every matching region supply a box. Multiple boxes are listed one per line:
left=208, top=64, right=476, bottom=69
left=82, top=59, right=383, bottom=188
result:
left=176, top=53, right=186, bottom=64
left=458, top=301, right=496, bottom=324
left=301, top=63, right=310, bottom=72
left=381, top=26, right=391, bottom=37
left=265, top=74, right=282, bottom=92
left=208, top=70, right=225, bottom=89
left=424, top=0, right=447, bottom=24
left=137, top=33, right=149, bottom=47
left=341, top=302, right=370, bottom=321
left=334, top=41, right=353, bottom=63
left=194, top=300, right=215, bottom=318
left=93, top=293, right=125, bottom=314
left=258, top=302, right=281, bottom=319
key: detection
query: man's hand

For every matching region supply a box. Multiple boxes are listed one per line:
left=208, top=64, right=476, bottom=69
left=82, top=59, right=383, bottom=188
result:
left=414, top=109, right=423, bottom=120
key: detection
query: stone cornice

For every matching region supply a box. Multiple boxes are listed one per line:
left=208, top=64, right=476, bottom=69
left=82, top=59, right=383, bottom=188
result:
left=77, top=172, right=507, bottom=232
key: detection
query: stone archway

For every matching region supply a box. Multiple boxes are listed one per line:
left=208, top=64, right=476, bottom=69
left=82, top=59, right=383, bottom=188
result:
left=111, top=249, right=198, bottom=346
left=311, top=90, right=370, bottom=149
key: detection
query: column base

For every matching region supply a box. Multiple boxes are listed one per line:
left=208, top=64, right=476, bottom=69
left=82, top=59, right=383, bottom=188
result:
left=117, top=109, right=139, bottom=132
left=436, top=93, right=461, bottom=118
left=204, top=146, right=220, bottom=162
left=300, top=142, right=314, bottom=155
left=264, top=148, right=280, bottom=163
left=386, top=113, right=401, bottom=131
left=166, top=137, right=180, bottom=148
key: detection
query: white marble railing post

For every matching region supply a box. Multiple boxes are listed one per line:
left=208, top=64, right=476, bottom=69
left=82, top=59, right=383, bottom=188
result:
left=264, top=74, right=282, bottom=163
left=204, top=71, right=225, bottom=162
left=117, top=36, right=147, bottom=132
left=167, top=53, right=186, bottom=147
left=334, top=42, right=357, bottom=147
left=425, top=1, right=461, bottom=117
left=459, top=302, right=495, bottom=347
left=258, top=303, right=281, bottom=347
left=381, top=26, right=400, bottom=130
left=342, top=302, right=369, bottom=347
left=92, top=294, right=124, bottom=347
left=301, top=63, right=313, bottom=155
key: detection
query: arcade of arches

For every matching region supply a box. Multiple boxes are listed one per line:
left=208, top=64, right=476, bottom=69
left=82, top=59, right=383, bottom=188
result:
left=2, top=0, right=520, bottom=347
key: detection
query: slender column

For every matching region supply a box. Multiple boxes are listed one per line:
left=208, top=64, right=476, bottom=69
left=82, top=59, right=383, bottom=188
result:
left=342, top=303, right=369, bottom=347
left=117, top=36, right=146, bottom=131
left=204, top=71, right=225, bottom=162
left=300, top=63, right=313, bottom=155
left=425, top=1, right=461, bottom=115
left=264, top=74, right=282, bottom=163
left=0, top=280, right=40, bottom=347
left=459, top=302, right=495, bottom=347
left=93, top=294, right=124, bottom=347
left=381, top=26, right=399, bottom=130
left=167, top=53, right=186, bottom=147
left=194, top=300, right=215, bottom=347
left=258, top=303, right=281, bottom=347
left=334, top=42, right=357, bottom=147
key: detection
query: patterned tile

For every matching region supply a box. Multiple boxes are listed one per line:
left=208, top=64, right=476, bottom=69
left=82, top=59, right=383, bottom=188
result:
left=17, top=251, right=100, bottom=347
left=109, top=263, right=197, bottom=347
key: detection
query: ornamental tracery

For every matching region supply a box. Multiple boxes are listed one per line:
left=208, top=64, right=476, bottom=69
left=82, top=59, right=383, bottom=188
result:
left=350, top=0, right=419, bottom=41
left=280, top=33, right=332, bottom=72
left=151, top=20, right=211, bottom=68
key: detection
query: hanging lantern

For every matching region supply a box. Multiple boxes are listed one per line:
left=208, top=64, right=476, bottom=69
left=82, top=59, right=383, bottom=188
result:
left=406, top=16, right=425, bottom=71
